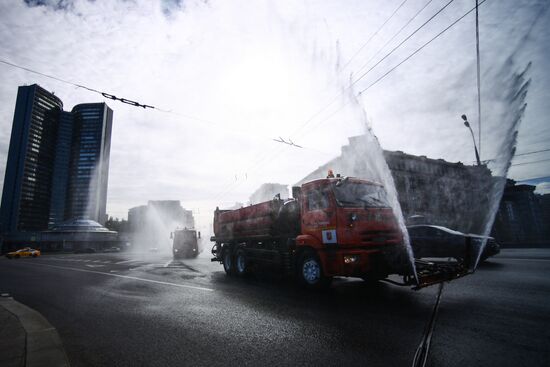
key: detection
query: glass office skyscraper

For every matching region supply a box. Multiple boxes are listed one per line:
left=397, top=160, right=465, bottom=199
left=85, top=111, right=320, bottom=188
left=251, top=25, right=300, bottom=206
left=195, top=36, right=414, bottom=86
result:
left=0, top=85, right=63, bottom=232
left=48, top=111, right=74, bottom=226
left=0, top=84, right=113, bottom=233
left=66, top=103, right=113, bottom=223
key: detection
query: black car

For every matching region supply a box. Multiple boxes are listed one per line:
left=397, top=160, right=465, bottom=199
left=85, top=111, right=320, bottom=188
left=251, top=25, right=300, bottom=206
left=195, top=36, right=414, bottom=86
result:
left=407, top=225, right=500, bottom=264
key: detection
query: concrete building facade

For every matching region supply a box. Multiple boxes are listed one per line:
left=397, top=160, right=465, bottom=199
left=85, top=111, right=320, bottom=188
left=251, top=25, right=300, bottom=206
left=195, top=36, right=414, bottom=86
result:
left=128, top=200, right=194, bottom=249
left=300, top=135, right=494, bottom=234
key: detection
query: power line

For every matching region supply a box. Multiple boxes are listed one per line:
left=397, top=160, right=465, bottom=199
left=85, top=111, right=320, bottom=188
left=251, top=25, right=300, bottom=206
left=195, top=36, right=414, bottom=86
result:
left=340, top=0, right=409, bottom=71
left=294, top=0, right=485, bottom=140
left=352, top=0, right=436, bottom=80
left=0, top=58, right=155, bottom=109
left=290, top=0, right=457, bottom=139
left=211, top=0, right=492, bottom=203
left=515, top=175, right=550, bottom=182
left=359, top=0, right=488, bottom=94
left=515, top=148, right=550, bottom=157
left=480, top=148, right=550, bottom=163
left=0, top=57, right=327, bottom=206
left=351, top=0, right=457, bottom=90
left=1, top=58, right=328, bottom=155
left=511, top=158, right=550, bottom=167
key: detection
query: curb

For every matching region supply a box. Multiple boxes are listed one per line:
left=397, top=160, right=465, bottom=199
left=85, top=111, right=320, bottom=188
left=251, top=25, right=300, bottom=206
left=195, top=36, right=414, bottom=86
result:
left=0, top=295, right=70, bottom=367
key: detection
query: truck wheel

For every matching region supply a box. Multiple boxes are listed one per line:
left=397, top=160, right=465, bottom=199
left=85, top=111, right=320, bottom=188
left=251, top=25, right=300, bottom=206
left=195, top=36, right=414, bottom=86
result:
left=298, top=251, right=331, bottom=289
left=222, top=249, right=234, bottom=275
left=235, top=250, right=248, bottom=276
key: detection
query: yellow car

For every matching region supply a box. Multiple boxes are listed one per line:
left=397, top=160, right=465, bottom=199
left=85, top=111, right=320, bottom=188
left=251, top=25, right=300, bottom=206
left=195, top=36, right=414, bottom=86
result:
left=5, top=247, right=41, bottom=259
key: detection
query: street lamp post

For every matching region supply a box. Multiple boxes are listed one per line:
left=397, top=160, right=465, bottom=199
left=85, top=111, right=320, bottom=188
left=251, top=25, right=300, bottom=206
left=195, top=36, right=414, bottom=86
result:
left=461, top=114, right=481, bottom=166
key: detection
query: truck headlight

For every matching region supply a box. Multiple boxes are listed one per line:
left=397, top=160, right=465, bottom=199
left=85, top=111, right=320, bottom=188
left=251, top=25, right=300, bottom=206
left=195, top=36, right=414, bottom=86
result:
left=344, top=255, right=359, bottom=264
left=174, top=249, right=179, bottom=252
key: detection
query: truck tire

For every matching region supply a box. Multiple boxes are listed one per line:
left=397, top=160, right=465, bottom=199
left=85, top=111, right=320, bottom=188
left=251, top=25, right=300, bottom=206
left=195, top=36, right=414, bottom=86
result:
left=297, top=250, right=332, bottom=289
left=222, top=249, right=234, bottom=276
left=235, top=249, right=249, bottom=276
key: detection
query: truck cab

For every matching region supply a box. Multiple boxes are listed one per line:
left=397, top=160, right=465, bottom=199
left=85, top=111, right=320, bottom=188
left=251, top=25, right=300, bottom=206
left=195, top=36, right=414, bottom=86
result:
left=296, top=177, right=409, bottom=285
left=172, top=228, right=200, bottom=259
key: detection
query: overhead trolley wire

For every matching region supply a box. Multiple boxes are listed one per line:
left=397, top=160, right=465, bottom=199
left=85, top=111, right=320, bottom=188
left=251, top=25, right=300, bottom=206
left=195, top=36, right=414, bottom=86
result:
left=340, top=0, right=409, bottom=71
left=223, top=0, right=481, bottom=204
left=1, top=1, right=493, bottom=206
left=0, top=57, right=334, bottom=155
left=292, top=0, right=486, bottom=142
left=515, top=148, right=550, bottom=157
left=0, top=58, right=155, bottom=109
left=289, top=0, right=457, bottom=140
left=358, top=0, right=488, bottom=95
left=0, top=56, right=334, bottom=207
left=511, top=158, right=550, bottom=167
left=351, top=0, right=436, bottom=81
left=351, top=0, right=457, bottom=90
left=216, top=0, right=458, bottom=204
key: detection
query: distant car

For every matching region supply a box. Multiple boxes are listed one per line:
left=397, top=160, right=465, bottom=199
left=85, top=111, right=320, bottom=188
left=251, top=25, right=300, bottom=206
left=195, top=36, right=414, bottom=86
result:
left=5, top=247, right=41, bottom=259
left=149, top=247, right=159, bottom=253
left=74, top=247, right=96, bottom=254
left=407, top=225, right=500, bottom=263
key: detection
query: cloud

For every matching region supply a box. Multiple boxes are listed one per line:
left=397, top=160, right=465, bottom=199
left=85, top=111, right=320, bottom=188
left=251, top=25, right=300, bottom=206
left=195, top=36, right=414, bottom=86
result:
left=535, top=182, right=550, bottom=195
left=0, top=0, right=549, bottom=226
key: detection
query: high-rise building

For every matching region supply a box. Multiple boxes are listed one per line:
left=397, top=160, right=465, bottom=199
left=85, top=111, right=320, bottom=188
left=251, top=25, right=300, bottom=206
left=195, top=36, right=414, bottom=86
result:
left=0, top=84, right=113, bottom=234
left=0, top=85, right=63, bottom=232
left=48, top=111, right=74, bottom=226
left=65, top=103, right=113, bottom=224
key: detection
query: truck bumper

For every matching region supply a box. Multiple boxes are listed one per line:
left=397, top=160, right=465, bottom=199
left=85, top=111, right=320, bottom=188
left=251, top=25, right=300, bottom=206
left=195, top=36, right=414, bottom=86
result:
left=318, top=245, right=410, bottom=278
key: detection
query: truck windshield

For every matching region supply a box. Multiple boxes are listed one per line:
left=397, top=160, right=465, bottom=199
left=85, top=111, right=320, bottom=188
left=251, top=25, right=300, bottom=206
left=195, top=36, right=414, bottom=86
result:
left=178, top=231, right=196, bottom=240
left=332, top=182, right=390, bottom=208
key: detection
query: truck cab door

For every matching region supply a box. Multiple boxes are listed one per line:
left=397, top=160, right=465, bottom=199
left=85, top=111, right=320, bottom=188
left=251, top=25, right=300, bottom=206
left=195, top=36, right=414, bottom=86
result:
left=301, top=185, right=337, bottom=245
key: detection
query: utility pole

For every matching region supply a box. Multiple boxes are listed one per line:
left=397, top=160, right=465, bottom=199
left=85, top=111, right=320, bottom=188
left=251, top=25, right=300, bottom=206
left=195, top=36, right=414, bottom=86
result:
left=475, top=0, right=482, bottom=159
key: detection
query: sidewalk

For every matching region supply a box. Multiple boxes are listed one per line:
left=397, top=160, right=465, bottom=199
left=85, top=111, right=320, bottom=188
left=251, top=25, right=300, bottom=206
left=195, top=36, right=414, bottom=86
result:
left=0, top=294, right=70, bottom=367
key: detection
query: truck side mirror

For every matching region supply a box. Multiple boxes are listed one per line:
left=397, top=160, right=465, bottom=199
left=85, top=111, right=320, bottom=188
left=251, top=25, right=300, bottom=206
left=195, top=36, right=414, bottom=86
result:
left=198, top=231, right=201, bottom=239
left=170, top=232, right=173, bottom=239
left=292, top=186, right=301, bottom=199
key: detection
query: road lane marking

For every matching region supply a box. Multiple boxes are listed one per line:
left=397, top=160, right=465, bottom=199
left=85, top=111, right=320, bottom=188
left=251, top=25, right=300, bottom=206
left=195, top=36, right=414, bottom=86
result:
left=115, top=259, right=137, bottom=264
left=499, top=258, right=550, bottom=262
left=25, top=262, right=214, bottom=292
left=163, top=260, right=173, bottom=268
left=86, top=264, right=105, bottom=268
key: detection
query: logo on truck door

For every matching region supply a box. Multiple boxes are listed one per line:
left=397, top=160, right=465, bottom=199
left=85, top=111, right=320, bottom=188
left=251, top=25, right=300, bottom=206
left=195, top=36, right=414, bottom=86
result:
left=322, top=229, right=337, bottom=244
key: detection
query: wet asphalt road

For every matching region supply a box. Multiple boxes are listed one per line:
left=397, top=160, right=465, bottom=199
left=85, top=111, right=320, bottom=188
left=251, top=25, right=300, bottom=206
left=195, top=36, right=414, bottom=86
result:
left=0, top=248, right=549, bottom=367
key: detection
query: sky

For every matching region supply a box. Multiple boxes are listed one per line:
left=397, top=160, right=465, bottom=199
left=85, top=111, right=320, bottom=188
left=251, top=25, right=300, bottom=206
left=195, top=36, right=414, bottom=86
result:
left=0, top=0, right=549, bottom=231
